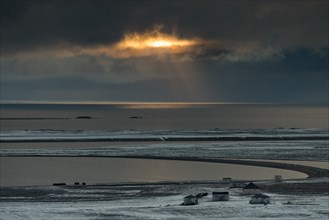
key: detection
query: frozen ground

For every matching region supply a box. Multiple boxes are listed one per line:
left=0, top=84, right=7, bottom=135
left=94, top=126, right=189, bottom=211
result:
left=1, top=140, right=328, bottom=161
left=1, top=179, right=328, bottom=220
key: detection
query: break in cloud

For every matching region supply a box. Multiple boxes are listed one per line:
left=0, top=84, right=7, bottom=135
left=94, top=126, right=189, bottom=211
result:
left=2, top=25, right=283, bottom=63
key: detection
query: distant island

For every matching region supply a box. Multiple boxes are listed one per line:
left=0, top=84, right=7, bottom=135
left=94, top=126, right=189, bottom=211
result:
left=129, top=116, right=143, bottom=119
left=75, top=116, right=92, bottom=119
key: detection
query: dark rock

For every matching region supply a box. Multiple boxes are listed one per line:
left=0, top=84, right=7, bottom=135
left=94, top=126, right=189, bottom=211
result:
left=129, top=116, right=143, bottom=119
left=76, top=116, right=92, bottom=119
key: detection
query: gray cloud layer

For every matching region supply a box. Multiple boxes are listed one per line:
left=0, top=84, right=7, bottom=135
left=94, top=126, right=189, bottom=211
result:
left=1, top=1, right=328, bottom=103
left=1, top=1, right=328, bottom=54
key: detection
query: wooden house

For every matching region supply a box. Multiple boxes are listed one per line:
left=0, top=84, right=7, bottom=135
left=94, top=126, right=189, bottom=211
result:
left=274, top=175, right=282, bottom=182
left=212, top=192, right=229, bottom=201
left=183, top=195, right=198, bottom=205
left=249, top=193, right=270, bottom=204
left=222, top=177, right=232, bottom=184
left=242, top=182, right=261, bottom=194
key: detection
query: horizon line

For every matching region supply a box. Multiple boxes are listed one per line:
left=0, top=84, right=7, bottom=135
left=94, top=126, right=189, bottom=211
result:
left=0, top=100, right=328, bottom=106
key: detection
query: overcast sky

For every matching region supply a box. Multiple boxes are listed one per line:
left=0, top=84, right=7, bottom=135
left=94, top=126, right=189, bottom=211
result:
left=1, top=0, right=328, bottom=103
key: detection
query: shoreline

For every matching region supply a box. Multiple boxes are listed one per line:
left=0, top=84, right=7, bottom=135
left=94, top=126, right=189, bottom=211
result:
left=105, top=156, right=329, bottom=178
left=1, top=155, right=328, bottom=178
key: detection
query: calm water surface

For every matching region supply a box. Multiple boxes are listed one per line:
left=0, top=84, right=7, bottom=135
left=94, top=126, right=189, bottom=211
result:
left=1, top=103, right=328, bottom=130
left=0, top=157, right=307, bottom=186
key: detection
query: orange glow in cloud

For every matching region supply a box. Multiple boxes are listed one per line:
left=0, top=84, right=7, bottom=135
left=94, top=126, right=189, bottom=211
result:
left=10, top=27, right=205, bottom=60
left=116, top=28, right=198, bottom=51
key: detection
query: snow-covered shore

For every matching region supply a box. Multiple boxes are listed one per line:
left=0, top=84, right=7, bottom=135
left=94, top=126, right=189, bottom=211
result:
left=1, top=179, right=328, bottom=219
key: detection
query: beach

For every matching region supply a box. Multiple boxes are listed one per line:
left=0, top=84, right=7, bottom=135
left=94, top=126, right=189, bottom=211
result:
left=1, top=176, right=328, bottom=219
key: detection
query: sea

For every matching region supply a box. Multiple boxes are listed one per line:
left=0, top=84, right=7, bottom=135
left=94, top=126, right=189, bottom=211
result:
left=1, top=102, right=328, bottom=131
left=0, top=102, right=328, bottom=186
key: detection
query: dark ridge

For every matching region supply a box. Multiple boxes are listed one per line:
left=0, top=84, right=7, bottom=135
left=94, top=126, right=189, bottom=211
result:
left=129, top=116, right=143, bottom=119
left=75, top=116, right=92, bottom=119
left=1, top=136, right=328, bottom=143
left=0, top=118, right=69, bottom=120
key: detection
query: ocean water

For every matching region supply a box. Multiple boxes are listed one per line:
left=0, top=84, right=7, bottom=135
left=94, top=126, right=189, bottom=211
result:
left=1, top=103, right=328, bottom=142
left=0, top=103, right=328, bottom=186
left=0, top=103, right=328, bottom=131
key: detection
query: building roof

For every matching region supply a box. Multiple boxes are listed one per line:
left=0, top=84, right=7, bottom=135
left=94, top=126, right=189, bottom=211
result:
left=252, top=193, right=270, bottom=199
left=243, top=182, right=260, bottom=189
left=184, top=195, right=197, bottom=199
left=213, top=191, right=229, bottom=194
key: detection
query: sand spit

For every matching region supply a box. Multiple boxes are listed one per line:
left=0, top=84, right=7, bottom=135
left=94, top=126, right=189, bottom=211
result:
left=106, top=156, right=329, bottom=178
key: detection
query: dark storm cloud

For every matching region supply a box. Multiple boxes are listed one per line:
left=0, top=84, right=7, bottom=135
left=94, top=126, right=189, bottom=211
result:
left=0, top=76, right=183, bottom=102
left=1, top=0, right=328, bottom=55
left=1, top=49, right=327, bottom=103
left=1, top=54, right=173, bottom=84
left=197, top=49, right=329, bottom=103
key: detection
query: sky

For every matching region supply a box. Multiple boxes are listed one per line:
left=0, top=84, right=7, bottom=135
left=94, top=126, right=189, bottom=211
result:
left=0, top=0, right=328, bottom=104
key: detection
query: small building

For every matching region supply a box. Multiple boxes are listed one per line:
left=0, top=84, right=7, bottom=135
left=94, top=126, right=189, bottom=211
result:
left=212, top=192, right=229, bottom=201
left=222, top=177, right=232, bottom=184
left=53, top=183, right=66, bottom=186
left=183, top=195, right=198, bottom=205
left=274, top=175, right=282, bottom=182
left=242, top=182, right=261, bottom=195
left=249, top=193, right=270, bottom=204
left=230, top=182, right=245, bottom=188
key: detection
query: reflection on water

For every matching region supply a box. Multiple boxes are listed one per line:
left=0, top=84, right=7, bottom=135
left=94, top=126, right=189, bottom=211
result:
left=0, top=157, right=307, bottom=186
